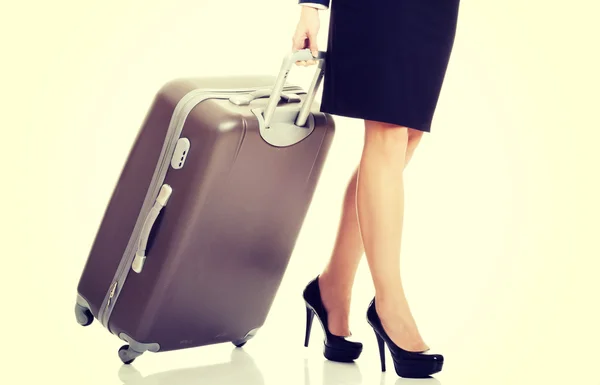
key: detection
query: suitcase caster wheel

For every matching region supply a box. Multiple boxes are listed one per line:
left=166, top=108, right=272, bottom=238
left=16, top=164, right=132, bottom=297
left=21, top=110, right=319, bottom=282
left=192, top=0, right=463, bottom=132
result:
left=232, top=328, right=258, bottom=348
left=233, top=341, right=247, bottom=348
left=75, top=304, right=94, bottom=327
left=118, top=345, right=136, bottom=365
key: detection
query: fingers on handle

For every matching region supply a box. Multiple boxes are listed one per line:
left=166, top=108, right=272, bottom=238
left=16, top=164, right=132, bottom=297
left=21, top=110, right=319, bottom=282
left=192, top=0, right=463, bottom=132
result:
left=306, top=32, right=319, bottom=66
left=292, top=32, right=305, bottom=50
left=292, top=33, right=307, bottom=66
left=292, top=32, right=319, bottom=66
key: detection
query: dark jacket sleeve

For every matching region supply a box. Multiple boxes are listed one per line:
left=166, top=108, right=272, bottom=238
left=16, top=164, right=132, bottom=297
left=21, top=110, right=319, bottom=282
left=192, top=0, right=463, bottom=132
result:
left=298, top=0, right=330, bottom=8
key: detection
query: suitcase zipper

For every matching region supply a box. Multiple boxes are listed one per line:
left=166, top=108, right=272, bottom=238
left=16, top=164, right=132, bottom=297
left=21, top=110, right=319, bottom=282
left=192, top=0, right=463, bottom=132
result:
left=106, top=281, right=118, bottom=309
left=97, top=84, right=304, bottom=330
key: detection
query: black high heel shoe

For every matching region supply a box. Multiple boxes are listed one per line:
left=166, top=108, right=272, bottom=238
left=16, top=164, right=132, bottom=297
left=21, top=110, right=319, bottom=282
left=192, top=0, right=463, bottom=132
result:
left=366, top=298, right=444, bottom=378
left=302, top=276, right=363, bottom=362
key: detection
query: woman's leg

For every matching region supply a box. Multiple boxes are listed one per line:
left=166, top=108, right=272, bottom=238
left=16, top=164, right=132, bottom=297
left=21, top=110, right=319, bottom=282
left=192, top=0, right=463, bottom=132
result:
left=318, top=123, right=424, bottom=339
left=357, top=120, right=427, bottom=352
left=317, top=167, right=362, bottom=337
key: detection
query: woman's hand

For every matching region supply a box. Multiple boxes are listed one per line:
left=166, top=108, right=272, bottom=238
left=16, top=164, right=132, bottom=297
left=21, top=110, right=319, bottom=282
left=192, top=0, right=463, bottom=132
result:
left=292, top=6, right=320, bottom=66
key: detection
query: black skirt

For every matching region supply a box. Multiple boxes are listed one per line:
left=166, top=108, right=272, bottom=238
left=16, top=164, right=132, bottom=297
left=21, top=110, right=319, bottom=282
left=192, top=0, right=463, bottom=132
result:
left=320, top=0, right=461, bottom=132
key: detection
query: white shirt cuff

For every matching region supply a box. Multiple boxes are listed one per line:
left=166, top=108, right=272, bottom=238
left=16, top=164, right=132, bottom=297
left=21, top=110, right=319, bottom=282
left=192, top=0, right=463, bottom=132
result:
left=300, top=3, right=328, bottom=10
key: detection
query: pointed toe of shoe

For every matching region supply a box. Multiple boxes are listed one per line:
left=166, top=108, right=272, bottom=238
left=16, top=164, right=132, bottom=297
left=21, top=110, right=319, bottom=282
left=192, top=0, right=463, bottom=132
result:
left=417, top=351, right=443, bottom=360
left=324, top=336, right=363, bottom=362
left=324, top=341, right=363, bottom=362
left=344, top=339, right=363, bottom=354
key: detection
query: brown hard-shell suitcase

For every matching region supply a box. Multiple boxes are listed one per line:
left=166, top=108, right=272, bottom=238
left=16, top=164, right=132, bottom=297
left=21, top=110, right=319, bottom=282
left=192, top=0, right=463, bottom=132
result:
left=74, top=50, right=334, bottom=364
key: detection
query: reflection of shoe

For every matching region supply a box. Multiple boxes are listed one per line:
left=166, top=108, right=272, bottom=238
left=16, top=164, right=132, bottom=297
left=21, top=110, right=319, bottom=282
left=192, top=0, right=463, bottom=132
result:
left=303, top=276, right=363, bottom=362
left=395, top=377, right=442, bottom=385
left=322, top=360, right=363, bottom=385
left=367, top=299, right=444, bottom=378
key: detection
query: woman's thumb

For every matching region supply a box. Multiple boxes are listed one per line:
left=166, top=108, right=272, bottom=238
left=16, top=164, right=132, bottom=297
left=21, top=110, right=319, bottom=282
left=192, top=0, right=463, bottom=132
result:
left=307, top=32, right=319, bottom=57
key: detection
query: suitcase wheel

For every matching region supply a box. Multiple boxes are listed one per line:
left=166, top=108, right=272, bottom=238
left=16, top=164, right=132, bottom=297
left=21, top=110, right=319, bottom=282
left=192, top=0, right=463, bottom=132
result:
left=118, top=345, right=138, bottom=365
left=232, top=328, right=259, bottom=348
left=74, top=303, right=94, bottom=327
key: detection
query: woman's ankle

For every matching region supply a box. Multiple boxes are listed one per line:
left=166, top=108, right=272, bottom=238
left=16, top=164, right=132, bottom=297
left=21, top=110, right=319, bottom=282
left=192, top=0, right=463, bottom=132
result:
left=318, top=269, right=350, bottom=291
left=318, top=272, right=353, bottom=311
left=373, top=292, right=428, bottom=351
left=374, top=290, right=419, bottom=327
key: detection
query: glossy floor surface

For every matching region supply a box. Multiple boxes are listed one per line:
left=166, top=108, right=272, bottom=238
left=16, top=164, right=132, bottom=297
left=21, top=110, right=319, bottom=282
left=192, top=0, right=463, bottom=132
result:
left=23, top=267, right=600, bottom=385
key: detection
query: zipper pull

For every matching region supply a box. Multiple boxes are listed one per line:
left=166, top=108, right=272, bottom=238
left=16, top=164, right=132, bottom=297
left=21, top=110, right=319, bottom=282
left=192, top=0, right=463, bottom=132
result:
left=106, top=281, right=118, bottom=309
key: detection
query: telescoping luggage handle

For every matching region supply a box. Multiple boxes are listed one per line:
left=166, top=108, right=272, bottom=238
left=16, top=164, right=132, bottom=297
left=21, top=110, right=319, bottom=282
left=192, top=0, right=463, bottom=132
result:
left=263, top=49, right=326, bottom=128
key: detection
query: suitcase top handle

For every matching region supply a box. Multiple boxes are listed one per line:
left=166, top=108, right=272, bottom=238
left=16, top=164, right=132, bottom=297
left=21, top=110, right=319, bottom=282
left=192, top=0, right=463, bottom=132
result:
left=263, top=49, right=326, bottom=128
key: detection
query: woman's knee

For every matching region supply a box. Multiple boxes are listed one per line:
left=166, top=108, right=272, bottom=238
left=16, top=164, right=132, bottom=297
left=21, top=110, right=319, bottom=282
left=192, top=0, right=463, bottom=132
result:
left=364, top=120, right=410, bottom=151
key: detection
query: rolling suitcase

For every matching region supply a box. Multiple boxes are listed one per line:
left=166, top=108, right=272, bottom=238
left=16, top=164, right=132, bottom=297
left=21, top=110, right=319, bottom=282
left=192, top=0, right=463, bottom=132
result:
left=74, top=49, right=334, bottom=364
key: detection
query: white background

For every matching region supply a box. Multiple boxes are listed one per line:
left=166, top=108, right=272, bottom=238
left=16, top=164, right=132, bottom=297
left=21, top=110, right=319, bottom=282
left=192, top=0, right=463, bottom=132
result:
left=2, top=1, right=599, bottom=384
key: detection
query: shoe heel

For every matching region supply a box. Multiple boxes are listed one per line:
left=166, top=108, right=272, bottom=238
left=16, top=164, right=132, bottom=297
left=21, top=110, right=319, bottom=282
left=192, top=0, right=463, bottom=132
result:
left=304, top=305, right=315, bottom=347
left=374, top=331, right=386, bottom=372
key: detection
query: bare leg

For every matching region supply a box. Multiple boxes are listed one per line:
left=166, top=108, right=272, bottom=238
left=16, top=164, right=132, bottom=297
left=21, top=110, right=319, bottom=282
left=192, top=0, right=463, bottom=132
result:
left=356, top=120, right=427, bottom=352
left=318, top=123, right=424, bottom=339
left=318, top=168, right=362, bottom=336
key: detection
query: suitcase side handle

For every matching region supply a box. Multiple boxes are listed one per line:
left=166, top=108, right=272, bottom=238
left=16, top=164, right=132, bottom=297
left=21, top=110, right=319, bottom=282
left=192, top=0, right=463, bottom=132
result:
left=131, top=184, right=173, bottom=274
left=263, top=49, right=326, bottom=128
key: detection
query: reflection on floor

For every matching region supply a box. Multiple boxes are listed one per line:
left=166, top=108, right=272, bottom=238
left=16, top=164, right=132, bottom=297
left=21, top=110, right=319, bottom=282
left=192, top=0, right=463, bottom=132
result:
left=115, top=347, right=442, bottom=385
